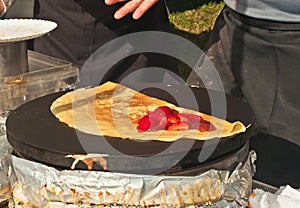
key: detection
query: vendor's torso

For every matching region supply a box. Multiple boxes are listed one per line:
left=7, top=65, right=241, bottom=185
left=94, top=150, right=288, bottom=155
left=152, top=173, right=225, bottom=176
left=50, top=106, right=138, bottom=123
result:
left=224, top=0, right=300, bottom=22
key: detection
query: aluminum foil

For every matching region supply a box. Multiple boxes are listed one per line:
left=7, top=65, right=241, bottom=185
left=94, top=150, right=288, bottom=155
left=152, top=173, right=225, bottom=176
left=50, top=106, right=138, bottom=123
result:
left=7, top=151, right=256, bottom=207
left=0, top=156, right=10, bottom=206
left=0, top=115, right=13, bottom=204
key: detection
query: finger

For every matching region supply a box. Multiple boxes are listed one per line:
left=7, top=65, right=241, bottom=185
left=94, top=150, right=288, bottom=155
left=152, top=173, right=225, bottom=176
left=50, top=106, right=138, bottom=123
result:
left=114, top=0, right=143, bottom=19
left=132, top=0, right=158, bottom=19
left=0, top=0, right=6, bottom=16
left=104, top=0, right=125, bottom=6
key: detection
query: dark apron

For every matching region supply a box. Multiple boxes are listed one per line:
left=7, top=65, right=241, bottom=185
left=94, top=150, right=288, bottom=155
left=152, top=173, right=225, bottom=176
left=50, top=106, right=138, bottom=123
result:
left=33, top=0, right=177, bottom=83
left=188, top=6, right=300, bottom=187
left=189, top=6, right=300, bottom=145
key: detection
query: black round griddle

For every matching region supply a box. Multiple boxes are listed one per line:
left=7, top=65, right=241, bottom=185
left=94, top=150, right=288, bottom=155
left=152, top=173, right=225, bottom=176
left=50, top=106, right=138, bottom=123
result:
left=6, top=84, right=255, bottom=174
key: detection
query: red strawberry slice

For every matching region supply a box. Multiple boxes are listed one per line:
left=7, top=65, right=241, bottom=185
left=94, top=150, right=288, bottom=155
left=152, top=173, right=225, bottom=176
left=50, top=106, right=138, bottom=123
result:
left=167, top=121, right=190, bottom=131
left=137, top=106, right=216, bottom=133
left=148, top=110, right=167, bottom=130
left=170, top=109, right=179, bottom=115
left=150, top=108, right=167, bottom=121
left=138, top=115, right=163, bottom=131
left=167, top=115, right=180, bottom=124
left=157, top=106, right=173, bottom=116
left=137, top=115, right=151, bottom=132
left=189, top=120, right=201, bottom=129
left=154, top=116, right=168, bottom=130
left=198, top=120, right=216, bottom=132
left=178, top=113, right=203, bottom=122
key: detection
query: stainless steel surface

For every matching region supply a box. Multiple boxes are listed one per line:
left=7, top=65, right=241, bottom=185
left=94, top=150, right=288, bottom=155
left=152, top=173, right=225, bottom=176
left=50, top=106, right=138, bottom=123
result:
left=0, top=41, right=28, bottom=79
left=0, top=50, right=78, bottom=112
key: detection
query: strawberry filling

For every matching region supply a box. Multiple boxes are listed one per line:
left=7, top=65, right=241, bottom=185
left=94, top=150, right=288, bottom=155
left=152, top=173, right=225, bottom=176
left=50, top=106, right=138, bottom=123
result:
left=137, top=106, right=215, bottom=132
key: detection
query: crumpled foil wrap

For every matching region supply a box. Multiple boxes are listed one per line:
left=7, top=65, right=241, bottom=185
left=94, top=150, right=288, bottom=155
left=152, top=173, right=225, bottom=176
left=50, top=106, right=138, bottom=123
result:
left=0, top=115, right=13, bottom=205
left=0, top=152, right=11, bottom=205
left=6, top=151, right=256, bottom=208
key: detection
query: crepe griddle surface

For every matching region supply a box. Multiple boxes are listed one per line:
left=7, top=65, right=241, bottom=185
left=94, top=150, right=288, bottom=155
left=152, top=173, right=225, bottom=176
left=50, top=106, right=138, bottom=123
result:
left=6, top=84, right=254, bottom=173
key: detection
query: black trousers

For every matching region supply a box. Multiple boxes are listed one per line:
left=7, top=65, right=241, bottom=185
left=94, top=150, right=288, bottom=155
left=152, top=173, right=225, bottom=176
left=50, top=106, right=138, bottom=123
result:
left=187, top=7, right=300, bottom=188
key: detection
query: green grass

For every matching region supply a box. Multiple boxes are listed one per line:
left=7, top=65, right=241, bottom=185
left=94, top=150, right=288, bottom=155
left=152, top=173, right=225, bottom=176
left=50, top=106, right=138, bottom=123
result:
left=166, top=0, right=224, bottom=79
left=168, top=1, right=224, bottom=48
left=169, top=2, right=224, bottom=35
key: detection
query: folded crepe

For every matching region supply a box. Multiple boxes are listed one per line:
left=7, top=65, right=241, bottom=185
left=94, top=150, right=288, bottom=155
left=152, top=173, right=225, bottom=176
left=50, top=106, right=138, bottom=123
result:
left=50, top=81, right=246, bottom=141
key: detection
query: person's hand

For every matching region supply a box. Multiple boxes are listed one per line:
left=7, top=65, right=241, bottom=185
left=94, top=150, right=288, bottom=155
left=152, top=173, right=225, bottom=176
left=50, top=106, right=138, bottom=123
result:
left=104, top=0, right=159, bottom=20
left=0, top=0, right=6, bottom=16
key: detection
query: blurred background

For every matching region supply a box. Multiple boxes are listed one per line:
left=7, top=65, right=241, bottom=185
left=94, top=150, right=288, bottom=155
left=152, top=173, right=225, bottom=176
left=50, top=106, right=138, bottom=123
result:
left=5, top=0, right=33, bottom=18
left=6, top=0, right=223, bottom=48
left=5, top=0, right=224, bottom=79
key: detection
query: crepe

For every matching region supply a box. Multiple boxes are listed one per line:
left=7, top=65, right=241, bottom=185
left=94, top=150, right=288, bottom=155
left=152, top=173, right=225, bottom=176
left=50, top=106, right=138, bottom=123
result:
left=50, top=81, right=246, bottom=141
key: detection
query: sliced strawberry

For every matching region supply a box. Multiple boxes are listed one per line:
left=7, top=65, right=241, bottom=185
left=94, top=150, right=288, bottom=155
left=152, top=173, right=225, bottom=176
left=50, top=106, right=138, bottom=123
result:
left=156, top=116, right=168, bottom=130
left=189, top=120, right=201, bottom=129
left=167, top=121, right=190, bottom=131
left=157, top=106, right=173, bottom=116
left=137, top=106, right=216, bottom=133
left=150, top=108, right=166, bottom=120
left=148, top=110, right=167, bottom=130
left=198, top=120, right=216, bottom=132
left=178, top=113, right=203, bottom=122
left=170, top=109, right=179, bottom=115
left=137, top=115, right=151, bottom=132
left=138, top=114, right=163, bottom=131
left=167, top=115, right=180, bottom=124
